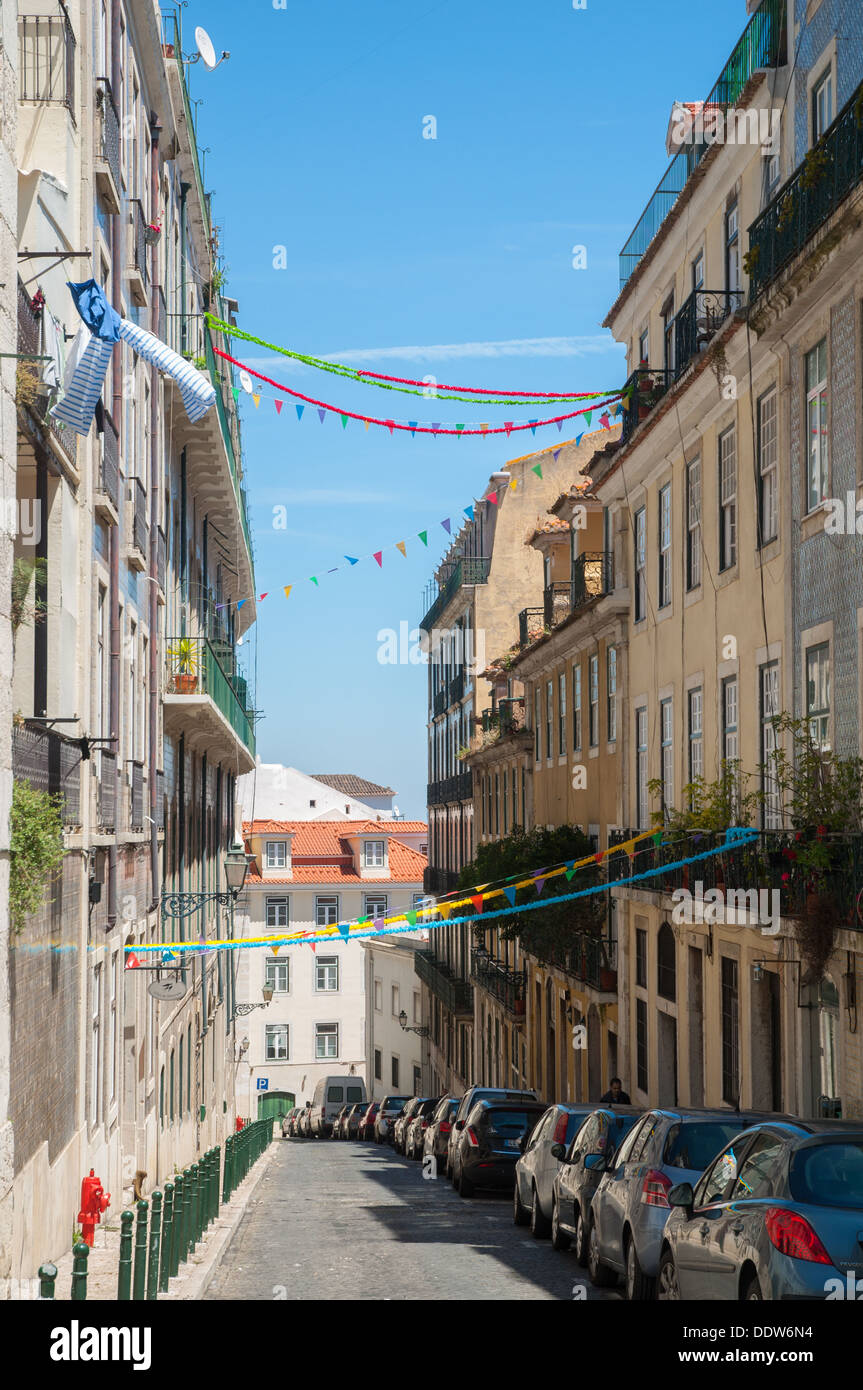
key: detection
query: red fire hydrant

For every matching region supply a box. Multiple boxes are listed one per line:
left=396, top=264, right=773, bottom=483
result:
left=77, top=1169, right=111, bottom=1247
left=235, top=1116, right=245, bottom=1132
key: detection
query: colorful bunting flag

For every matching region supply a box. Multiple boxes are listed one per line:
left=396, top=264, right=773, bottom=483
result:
left=464, top=504, right=475, bottom=521
left=373, top=551, right=383, bottom=567
left=418, top=530, right=428, bottom=546
left=504, top=886, right=517, bottom=907
left=296, top=404, right=305, bottom=420
left=535, top=877, right=546, bottom=896
left=252, top=394, right=260, bottom=408
left=275, top=399, right=283, bottom=415
left=442, top=518, right=452, bottom=534
left=341, top=414, right=349, bottom=429
left=406, top=910, right=418, bottom=927
left=284, top=585, right=292, bottom=600
left=317, top=408, right=326, bottom=423
left=471, top=894, right=485, bottom=914
left=396, top=541, right=407, bottom=558
left=532, top=463, right=543, bottom=478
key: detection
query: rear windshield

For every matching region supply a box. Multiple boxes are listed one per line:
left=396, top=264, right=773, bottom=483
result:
left=790, top=1142, right=863, bottom=1209
left=485, top=1109, right=543, bottom=1134
left=327, top=1087, right=344, bottom=1103
left=384, top=1097, right=411, bottom=1110
left=664, top=1121, right=744, bottom=1170
left=346, top=1086, right=364, bottom=1102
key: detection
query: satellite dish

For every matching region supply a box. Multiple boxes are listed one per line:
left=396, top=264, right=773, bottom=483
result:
left=239, top=370, right=254, bottom=395
left=148, top=977, right=188, bottom=1002
left=195, top=27, right=218, bottom=70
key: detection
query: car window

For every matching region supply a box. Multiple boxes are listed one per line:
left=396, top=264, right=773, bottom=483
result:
left=605, top=1113, right=640, bottom=1157
left=327, top=1086, right=344, bottom=1103
left=790, top=1141, right=863, bottom=1209
left=613, top=1117, right=649, bottom=1166
left=697, top=1141, right=744, bottom=1205
left=346, top=1086, right=364, bottom=1103
left=664, top=1121, right=745, bottom=1171
left=573, top=1116, right=597, bottom=1156
left=730, top=1134, right=786, bottom=1201
left=527, top=1109, right=554, bottom=1150
left=487, top=1109, right=544, bottom=1136
left=567, top=1115, right=593, bottom=1159
left=629, top=1114, right=661, bottom=1163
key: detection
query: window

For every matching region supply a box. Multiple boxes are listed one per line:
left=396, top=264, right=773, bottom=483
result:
left=812, top=68, right=833, bottom=142
left=691, top=251, right=704, bottom=291
left=265, top=957, right=289, bottom=993
left=721, top=958, right=739, bottom=1104
left=178, top=1033, right=183, bottom=1118
left=731, top=1134, right=785, bottom=1201
left=546, top=680, right=553, bottom=760
left=764, top=145, right=780, bottom=192
left=412, top=892, right=425, bottom=910
left=391, top=984, right=400, bottom=1016
left=413, top=1066, right=422, bottom=1094
left=698, top=1141, right=741, bottom=1206
left=760, top=662, right=781, bottom=828
left=607, top=647, right=617, bottom=743
left=589, top=656, right=599, bottom=747
left=636, top=707, right=648, bottom=829
left=662, top=293, right=675, bottom=375
left=391, top=1055, right=400, bottom=1088
left=266, top=841, right=286, bottom=869
left=363, top=840, right=385, bottom=867
left=109, top=952, right=117, bottom=1105
left=266, top=1024, right=289, bottom=1061
left=374, top=979, right=382, bottom=1011
left=806, top=643, right=830, bottom=751
left=315, top=896, right=339, bottom=927
left=805, top=340, right=829, bottom=513
left=315, top=1023, right=338, bottom=1059
left=635, top=928, right=647, bottom=989
left=758, top=389, right=778, bottom=544
left=266, top=897, right=289, bottom=928
left=660, top=698, right=673, bottom=812
left=364, top=894, right=387, bottom=920
left=573, top=664, right=582, bottom=750
left=722, top=676, right=739, bottom=765
left=718, top=427, right=737, bottom=570
left=634, top=507, right=646, bottom=621
left=657, top=922, right=676, bottom=1002
left=316, top=957, right=339, bottom=992
left=638, top=327, right=649, bottom=364
left=636, top=998, right=648, bottom=1092
left=688, top=688, right=703, bottom=788
left=169, top=1049, right=175, bottom=1123
left=91, top=964, right=102, bottom=1127
left=686, top=457, right=701, bottom=590
left=725, top=203, right=740, bottom=295
left=374, top=1048, right=382, bottom=1080
left=558, top=672, right=566, bottom=755
left=658, top=484, right=671, bottom=607
left=534, top=687, right=541, bottom=762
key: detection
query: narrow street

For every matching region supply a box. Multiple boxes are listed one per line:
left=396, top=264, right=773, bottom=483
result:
left=208, top=1138, right=620, bottom=1302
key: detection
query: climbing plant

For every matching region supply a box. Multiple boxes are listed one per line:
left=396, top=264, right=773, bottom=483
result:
left=9, top=780, right=65, bottom=932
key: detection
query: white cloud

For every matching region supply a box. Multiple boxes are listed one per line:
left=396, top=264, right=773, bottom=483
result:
left=326, top=335, right=615, bottom=364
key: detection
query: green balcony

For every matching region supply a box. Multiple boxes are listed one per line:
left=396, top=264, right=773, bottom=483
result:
left=164, top=636, right=256, bottom=771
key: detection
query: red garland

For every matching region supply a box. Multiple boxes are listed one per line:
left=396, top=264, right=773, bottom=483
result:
left=214, top=348, right=621, bottom=436
left=354, top=367, right=607, bottom=399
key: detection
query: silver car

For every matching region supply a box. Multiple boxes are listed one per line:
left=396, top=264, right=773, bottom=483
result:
left=551, top=1106, right=643, bottom=1261
left=658, top=1120, right=863, bottom=1300
left=513, top=1103, right=599, bottom=1238
left=587, top=1107, right=786, bottom=1299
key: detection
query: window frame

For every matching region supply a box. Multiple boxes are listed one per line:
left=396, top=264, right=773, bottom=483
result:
left=573, top=663, right=583, bottom=752
left=265, top=1023, right=289, bottom=1061
left=265, top=840, right=287, bottom=869
left=634, top=507, right=646, bottom=622
left=688, top=687, right=703, bottom=789
left=805, top=339, right=829, bottom=514
left=718, top=426, right=737, bottom=571
left=805, top=642, right=830, bottom=751
left=315, top=1022, right=339, bottom=1060
left=607, top=646, right=617, bottom=743
left=265, top=956, right=290, bottom=994
left=315, top=895, right=339, bottom=927
left=658, top=483, right=671, bottom=608
left=757, top=388, right=778, bottom=545
left=315, top=956, right=339, bottom=992
left=686, top=457, right=702, bottom=590
left=266, top=896, right=289, bottom=929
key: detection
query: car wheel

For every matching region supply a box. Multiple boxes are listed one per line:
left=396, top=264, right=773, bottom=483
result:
left=624, top=1236, right=654, bottom=1301
left=742, top=1272, right=763, bottom=1302
left=551, top=1198, right=571, bottom=1252
left=587, top=1219, right=616, bottom=1288
left=458, top=1168, right=474, bottom=1199
left=574, top=1207, right=589, bottom=1266
left=513, top=1178, right=530, bottom=1227
left=658, top=1247, right=680, bottom=1301
left=530, top=1185, right=552, bottom=1239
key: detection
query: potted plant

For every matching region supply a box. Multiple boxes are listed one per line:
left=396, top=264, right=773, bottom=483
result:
left=144, top=220, right=162, bottom=245
left=168, top=638, right=200, bottom=694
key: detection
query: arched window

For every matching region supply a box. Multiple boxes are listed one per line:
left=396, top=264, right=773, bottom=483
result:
left=657, top=921, right=676, bottom=1001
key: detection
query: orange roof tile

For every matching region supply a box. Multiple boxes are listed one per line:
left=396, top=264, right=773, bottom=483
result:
left=242, top=819, right=428, bottom=885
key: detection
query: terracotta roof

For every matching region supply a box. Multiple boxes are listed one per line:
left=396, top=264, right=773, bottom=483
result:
left=311, top=773, right=396, bottom=796
left=244, top=820, right=426, bottom=839
left=242, top=819, right=428, bottom=885
left=525, top=515, right=571, bottom=544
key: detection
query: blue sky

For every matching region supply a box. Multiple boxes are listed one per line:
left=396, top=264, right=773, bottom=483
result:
left=174, top=0, right=750, bottom=819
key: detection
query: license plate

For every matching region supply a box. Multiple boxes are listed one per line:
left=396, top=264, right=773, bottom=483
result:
left=504, top=1139, right=521, bottom=1150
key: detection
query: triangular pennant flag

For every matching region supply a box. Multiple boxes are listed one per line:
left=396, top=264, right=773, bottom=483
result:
left=441, top=518, right=452, bottom=534
left=471, top=894, right=485, bottom=914
left=431, top=423, right=441, bottom=434
left=405, top=910, right=418, bottom=928
left=583, top=410, right=592, bottom=427
left=125, top=952, right=140, bottom=970
left=364, top=420, right=370, bottom=431
left=337, top=922, right=351, bottom=940
left=310, top=576, right=319, bottom=586
left=504, top=886, right=517, bottom=907
left=529, top=420, right=538, bottom=435
left=532, top=463, right=543, bottom=478
left=464, top=504, right=475, bottom=521
left=252, top=394, right=261, bottom=408
left=232, top=387, right=240, bottom=402
left=327, top=567, right=339, bottom=573
left=553, top=449, right=561, bottom=461
left=317, top=408, right=326, bottom=423
left=600, top=412, right=610, bottom=429
left=345, top=556, right=360, bottom=566
left=564, top=861, right=576, bottom=881
left=486, top=491, right=498, bottom=505
left=373, top=551, right=383, bottom=567
left=479, top=423, right=489, bottom=435
left=341, top=414, right=349, bottom=429
left=408, top=422, right=417, bottom=437
left=418, top=530, right=428, bottom=547
left=386, top=420, right=395, bottom=435
left=534, top=877, right=546, bottom=897
left=396, top=541, right=407, bottom=558
left=236, top=598, right=246, bottom=609
left=576, top=430, right=585, bottom=445
left=275, top=399, right=283, bottom=415
left=455, top=424, right=465, bottom=435
left=258, top=592, right=268, bottom=601
left=270, top=944, right=279, bottom=956
left=436, top=902, right=450, bottom=919
left=283, top=585, right=292, bottom=600
left=504, top=422, right=513, bottom=435
left=594, top=851, right=604, bottom=864
left=296, top=404, right=305, bottom=420
left=556, top=420, right=563, bottom=432
left=652, top=830, right=663, bottom=846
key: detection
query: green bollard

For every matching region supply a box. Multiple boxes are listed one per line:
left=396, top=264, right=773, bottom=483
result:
left=196, top=1158, right=205, bottom=1243
left=71, top=1242, right=89, bottom=1301
left=159, top=1184, right=174, bottom=1294
left=117, top=1211, right=134, bottom=1300
left=132, top=1199, right=148, bottom=1301
left=204, top=1150, right=212, bottom=1229
left=209, top=1148, right=217, bottom=1225
left=38, top=1262, right=58, bottom=1301
left=213, top=1145, right=221, bottom=1221
left=146, top=1190, right=162, bottom=1302
left=192, top=1161, right=202, bottom=1250
left=170, top=1174, right=183, bottom=1277
left=186, top=1164, right=196, bottom=1255
left=182, top=1167, right=193, bottom=1261
left=226, top=1134, right=235, bottom=1200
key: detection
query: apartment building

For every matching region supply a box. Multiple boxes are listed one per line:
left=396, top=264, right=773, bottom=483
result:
left=2, top=3, right=257, bottom=1281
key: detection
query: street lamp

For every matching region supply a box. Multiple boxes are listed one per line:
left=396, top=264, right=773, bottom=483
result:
left=398, top=1008, right=430, bottom=1039
left=235, top=986, right=273, bottom=1016
left=223, top=833, right=251, bottom=896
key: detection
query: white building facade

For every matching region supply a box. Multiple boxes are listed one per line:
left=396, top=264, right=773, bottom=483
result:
left=362, top=936, right=428, bottom=1101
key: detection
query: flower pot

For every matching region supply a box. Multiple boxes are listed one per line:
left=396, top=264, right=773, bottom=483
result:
left=173, top=672, right=198, bottom=695
left=514, top=998, right=525, bottom=1017
left=143, top=226, right=162, bottom=245
left=599, top=967, right=617, bottom=991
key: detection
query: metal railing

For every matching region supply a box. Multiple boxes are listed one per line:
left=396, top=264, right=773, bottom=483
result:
left=572, top=550, right=614, bottom=610
left=471, top=954, right=526, bottom=1017
left=130, top=199, right=149, bottom=288
left=518, top=606, right=545, bottom=648
left=16, top=278, right=74, bottom=455
left=433, top=687, right=448, bottom=718
left=165, top=636, right=256, bottom=758
left=98, top=750, right=117, bottom=830
left=98, top=411, right=120, bottom=512
left=421, top=556, right=491, bottom=633
left=130, top=476, right=148, bottom=558
left=481, top=697, right=525, bottom=736
left=747, top=75, right=863, bottom=300
left=415, top=950, right=474, bottom=1016
left=129, top=760, right=144, bottom=831
left=161, top=11, right=211, bottom=244
left=450, top=669, right=465, bottom=705
left=426, top=771, right=473, bottom=806
left=550, top=934, right=618, bottom=992
left=19, top=6, right=76, bottom=112
left=620, top=367, right=674, bottom=443
left=157, top=527, right=167, bottom=594
left=156, top=770, right=165, bottom=830
left=203, top=326, right=254, bottom=565
left=544, top=581, right=572, bottom=630
left=674, top=289, right=744, bottom=376
left=13, top=720, right=82, bottom=829
left=95, top=78, right=120, bottom=192
left=424, top=865, right=461, bottom=895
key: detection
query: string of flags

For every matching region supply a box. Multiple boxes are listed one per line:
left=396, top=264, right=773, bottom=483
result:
left=124, top=828, right=758, bottom=959
left=214, top=434, right=608, bottom=614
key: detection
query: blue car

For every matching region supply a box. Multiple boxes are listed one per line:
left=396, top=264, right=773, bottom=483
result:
left=658, top=1120, right=863, bottom=1300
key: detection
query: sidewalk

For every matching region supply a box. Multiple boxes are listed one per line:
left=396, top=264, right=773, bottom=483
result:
left=50, top=1137, right=279, bottom=1301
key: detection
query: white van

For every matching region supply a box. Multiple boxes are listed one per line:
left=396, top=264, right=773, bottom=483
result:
left=311, top=1075, right=368, bottom=1138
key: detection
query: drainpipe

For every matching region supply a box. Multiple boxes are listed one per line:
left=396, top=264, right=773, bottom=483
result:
left=107, top=0, right=122, bottom=925
left=149, top=118, right=161, bottom=909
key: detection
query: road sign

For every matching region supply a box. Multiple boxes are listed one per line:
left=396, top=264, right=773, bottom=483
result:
left=256, top=1077, right=269, bottom=1091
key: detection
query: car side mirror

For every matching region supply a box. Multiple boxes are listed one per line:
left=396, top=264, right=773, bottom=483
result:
left=668, top=1182, right=695, bottom=1217
left=584, top=1153, right=607, bottom=1172
left=549, top=1143, right=567, bottom=1161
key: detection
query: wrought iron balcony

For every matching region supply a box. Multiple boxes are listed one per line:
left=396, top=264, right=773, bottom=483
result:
left=518, top=607, right=545, bottom=649
left=421, top=556, right=490, bottom=633
left=747, top=76, right=863, bottom=301
left=620, top=367, right=674, bottom=443
left=156, top=769, right=165, bottom=831
left=98, top=750, right=117, bottom=831
left=128, top=476, right=148, bottom=566
left=427, top=771, right=473, bottom=806
left=471, top=953, right=526, bottom=1019
left=572, top=550, right=614, bottom=610
left=544, top=581, right=572, bottom=630
left=433, top=687, right=448, bottom=718
left=94, top=78, right=121, bottom=212
left=674, top=289, right=744, bottom=377
left=165, top=635, right=256, bottom=760
left=450, top=669, right=465, bottom=705
left=157, top=527, right=167, bottom=596
left=94, top=410, right=119, bottom=518
left=550, top=935, right=618, bottom=993
left=481, top=697, right=525, bottom=737
left=16, top=278, right=74, bottom=460
left=415, top=949, right=474, bottom=1017
left=19, top=8, right=77, bottom=112
left=128, top=198, right=149, bottom=303
left=128, top=760, right=145, bottom=831
left=13, top=720, right=82, bottom=830
left=424, top=865, right=461, bottom=895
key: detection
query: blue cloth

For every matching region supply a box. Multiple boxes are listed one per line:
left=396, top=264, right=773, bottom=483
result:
left=117, top=319, right=216, bottom=424
left=66, top=279, right=122, bottom=343
left=51, top=325, right=114, bottom=436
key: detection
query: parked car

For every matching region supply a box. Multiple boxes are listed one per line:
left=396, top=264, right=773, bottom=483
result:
left=358, top=1101, right=379, bottom=1141
left=282, top=1107, right=302, bottom=1138
left=658, top=1120, right=863, bottom=1300
left=449, top=1086, right=539, bottom=1185
left=310, top=1075, right=369, bottom=1138
left=550, top=1106, right=643, bottom=1260
left=423, top=1097, right=459, bottom=1176
left=587, top=1107, right=790, bottom=1299
left=344, top=1102, right=368, bottom=1140
left=406, top=1098, right=441, bottom=1159
left=451, top=1099, right=548, bottom=1198
left=514, top=1103, right=613, bottom=1238
left=332, top=1104, right=352, bottom=1140
left=296, top=1106, right=312, bottom=1138
left=393, top=1098, right=424, bottom=1154
left=375, top=1096, right=412, bottom=1144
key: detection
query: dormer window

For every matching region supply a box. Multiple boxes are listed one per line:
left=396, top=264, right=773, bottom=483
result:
left=363, top=839, right=385, bottom=867
left=266, top=841, right=287, bottom=869
left=309, top=799, right=316, bottom=808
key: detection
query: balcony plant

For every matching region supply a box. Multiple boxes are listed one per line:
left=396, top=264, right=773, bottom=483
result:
left=144, top=220, right=162, bottom=245
left=9, top=780, right=65, bottom=932
left=11, top=556, right=48, bottom=635
left=800, top=142, right=831, bottom=192
left=168, top=638, right=200, bottom=694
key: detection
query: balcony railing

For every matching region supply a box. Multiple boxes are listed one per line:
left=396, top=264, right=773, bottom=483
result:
left=165, top=636, right=256, bottom=758
left=518, top=606, right=545, bottom=649
left=203, top=326, right=254, bottom=565
left=450, top=669, right=465, bottom=705
left=130, top=198, right=149, bottom=290
left=129, top=476, right=148, bottom=560
left=471, top=954, right=526, bottom=1018
left=549, top=935, right=618, bottom=993
left=19, top=7, right=76, bottom=112
left=674, top=289, right=744, bottom=377
left=427, top=771, right=473, bottom=806
left=618, top=0, right=785, bottom=289
left=415, top=949, right=474, bottom=1017
left=13, top=720, right=82, bottom=829
left=129, top=760, right=144, bottom=831
left=544, top=581, right=572, bottom=630
left=424, top=865, right=461, bottom=895
left=433, top=687, right=448, bottom=718
left=156, top=770, right=165, bottom=831
left=95, top=78, right=121, bottom=200
left=481, top=697, right=525, bottom=737
left=620, top=366, right=674, bottom=443
left=747, top=76, right=863, bottom=301
left=421, top=556, right=491, bottom=633
left=98, top=750, right=116, bottom=830
left=572, top=550, right=614, bottom=610
left=16, top=278, right=74, bottom=457
left=97, top=411, right=120, bottom=513
left=157, top=527, right=167, bottom=594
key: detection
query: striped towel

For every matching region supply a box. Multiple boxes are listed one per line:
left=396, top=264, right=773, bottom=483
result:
left=51, top=325, right=114, bottom=436
left=118, top=319, right=216, bottom=423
